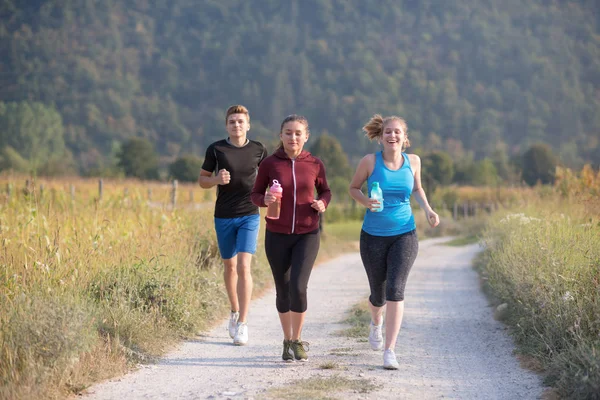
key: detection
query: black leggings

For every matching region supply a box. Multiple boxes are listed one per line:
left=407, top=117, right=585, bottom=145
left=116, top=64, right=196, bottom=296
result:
left=359, top=229, right=419, bottom=307
left=265, top=229, right=320, bottom=313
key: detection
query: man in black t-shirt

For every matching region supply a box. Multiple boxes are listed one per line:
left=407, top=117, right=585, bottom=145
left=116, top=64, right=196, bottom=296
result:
left=199, top=105, right=267, bottom=346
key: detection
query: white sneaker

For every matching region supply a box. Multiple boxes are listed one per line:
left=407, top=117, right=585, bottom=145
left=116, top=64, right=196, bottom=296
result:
left=233, top=322, right=248, bottom=346
left=228, top=311, right=239, bottom=338
left=368, top=321, right=383, bottom=351
left=383, top=349, right=399, bottom=370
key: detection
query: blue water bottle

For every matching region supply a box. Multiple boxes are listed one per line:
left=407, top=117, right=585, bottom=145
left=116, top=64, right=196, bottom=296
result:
left=370, top=182, right=384, bottom=212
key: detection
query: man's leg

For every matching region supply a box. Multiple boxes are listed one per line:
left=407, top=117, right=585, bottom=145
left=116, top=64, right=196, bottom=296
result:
left=235, top=214, right=260, bottom=323
left=236, top=252, right=252, bottom=323
left=214, top=217, right=240, bottom=315
left=223, top=257, right=239, bottom=314
left=231, top=215, right=260, bottom=345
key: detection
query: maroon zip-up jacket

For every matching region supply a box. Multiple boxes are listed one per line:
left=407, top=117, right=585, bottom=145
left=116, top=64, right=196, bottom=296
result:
left=251, top=148, right=332, bottom=234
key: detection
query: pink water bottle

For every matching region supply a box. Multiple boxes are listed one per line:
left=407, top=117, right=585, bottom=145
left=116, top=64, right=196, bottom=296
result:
left=266, top=180, right=283, bottom=219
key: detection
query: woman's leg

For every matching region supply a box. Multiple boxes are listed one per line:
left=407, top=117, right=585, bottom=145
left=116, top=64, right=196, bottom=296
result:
left=383, top=301, right=404, bottom=350
left=278, top=312, right=292, bottom=340
left=359, top=231, right=390, bottom=323
left=264, top=230, right=294, bottom=338
left=288, top=231, right=320, bottom=340
left=384, top=230, right=419, bottom=350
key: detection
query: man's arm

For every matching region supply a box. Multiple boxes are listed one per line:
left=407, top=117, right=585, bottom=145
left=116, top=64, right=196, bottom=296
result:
left=198, top=169, right=229, bottom=188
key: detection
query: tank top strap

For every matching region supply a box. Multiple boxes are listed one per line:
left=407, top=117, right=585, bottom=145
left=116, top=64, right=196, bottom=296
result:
left=374, top=151, right=383, bottom=168
left=402, top=152, right=413, bottom=174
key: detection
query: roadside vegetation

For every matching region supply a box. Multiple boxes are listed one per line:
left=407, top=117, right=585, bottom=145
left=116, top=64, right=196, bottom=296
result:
left=1, top=164, right=597, bottom=399
left=477, top=165, right=600, bottom=399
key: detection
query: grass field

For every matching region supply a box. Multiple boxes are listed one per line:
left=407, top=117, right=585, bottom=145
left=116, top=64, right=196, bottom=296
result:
left=1, top=173, right=571, bottom=399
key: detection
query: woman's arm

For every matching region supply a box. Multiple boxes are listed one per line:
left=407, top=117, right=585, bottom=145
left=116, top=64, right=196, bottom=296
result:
left=348, top=154, right=381, bottom=212
left=311, top=159, right=332, bottom=212
left=409, top=154, right=440, bottom=227
left=251, top=161, right=273, bottom=207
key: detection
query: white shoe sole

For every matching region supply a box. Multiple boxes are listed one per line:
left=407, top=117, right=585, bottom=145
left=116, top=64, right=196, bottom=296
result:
left=370, top=342, right=383, bottom=351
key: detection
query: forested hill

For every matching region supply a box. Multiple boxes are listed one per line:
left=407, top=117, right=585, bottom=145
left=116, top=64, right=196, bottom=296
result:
left=1, top=0, right=599, bottom=174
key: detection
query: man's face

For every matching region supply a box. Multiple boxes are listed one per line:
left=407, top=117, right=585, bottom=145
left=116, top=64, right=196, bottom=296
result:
left=226, top=113, right=249, bottom=139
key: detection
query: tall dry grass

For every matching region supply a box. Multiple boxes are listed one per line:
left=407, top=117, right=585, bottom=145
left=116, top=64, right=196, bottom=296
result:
left=0, top=176, right=254, bottom=399
left=478, top=166, right=600, bottom=399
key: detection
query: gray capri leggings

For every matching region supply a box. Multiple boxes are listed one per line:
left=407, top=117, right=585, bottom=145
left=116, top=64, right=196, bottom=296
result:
left=359, top=229, right=419, bottom=306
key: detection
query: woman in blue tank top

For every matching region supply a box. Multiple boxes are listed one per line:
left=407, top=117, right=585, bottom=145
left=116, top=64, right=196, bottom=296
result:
left=349, top=114, right=439, bottom=370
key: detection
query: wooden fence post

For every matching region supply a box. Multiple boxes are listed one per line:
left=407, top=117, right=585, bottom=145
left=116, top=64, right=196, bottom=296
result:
left=453, top=202, right=458, bottom=220
left=171, top=180, right=178, bottom=209
left=98, top=179, right=103, bottom=201
left=70, top=185, right=75, bottom=202
left=148, top=188, right=152, bottom=201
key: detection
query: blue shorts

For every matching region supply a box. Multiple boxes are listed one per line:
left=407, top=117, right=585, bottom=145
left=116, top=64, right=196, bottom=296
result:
left=214, top=214, right=260, bottom=259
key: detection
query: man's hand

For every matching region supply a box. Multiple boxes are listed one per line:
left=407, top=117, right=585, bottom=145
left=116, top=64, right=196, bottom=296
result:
left=216, top=169, right=231, bottom=185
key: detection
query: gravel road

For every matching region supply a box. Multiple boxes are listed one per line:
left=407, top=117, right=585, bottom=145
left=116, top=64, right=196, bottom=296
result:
left=83, top=237, right=543, bottom=400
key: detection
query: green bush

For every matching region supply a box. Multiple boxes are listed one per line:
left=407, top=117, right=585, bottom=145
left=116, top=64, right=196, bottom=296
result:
left=169, top=155, right=204, bottom=182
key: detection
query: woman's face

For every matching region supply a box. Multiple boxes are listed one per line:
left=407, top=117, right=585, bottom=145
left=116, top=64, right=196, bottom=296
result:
left=381, top=120, right=406, bottom=151
left=280, top=121, right=309, bottom=154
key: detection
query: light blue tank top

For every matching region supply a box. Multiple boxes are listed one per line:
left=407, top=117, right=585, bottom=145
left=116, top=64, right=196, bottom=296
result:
left=362, top=152, right=416, bottom=236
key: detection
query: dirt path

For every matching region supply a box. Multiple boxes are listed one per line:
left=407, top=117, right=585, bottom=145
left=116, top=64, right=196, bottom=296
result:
left=83, top=238, right=543, bottom=400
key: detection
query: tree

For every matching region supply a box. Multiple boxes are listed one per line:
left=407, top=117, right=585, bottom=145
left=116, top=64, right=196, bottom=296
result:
left=421, top=151, right=454, bottom=192
left=169, top=155, right=203, bottom=182
left=470, top=159, right=499, bottom=186
left=453, top=158, right=499, bottom=186
left=117, top=137, right=160, bottom=180
left=309, top=133, right=351, bottom=179
left=0, top=101, right=66, bottom=171
left=522, top=143, right=557, bottom=186
left=0, top=146, right=29, bottom=172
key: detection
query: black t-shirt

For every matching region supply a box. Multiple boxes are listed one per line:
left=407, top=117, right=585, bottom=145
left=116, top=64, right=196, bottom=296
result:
left=201, top=139, right=268, bottom=218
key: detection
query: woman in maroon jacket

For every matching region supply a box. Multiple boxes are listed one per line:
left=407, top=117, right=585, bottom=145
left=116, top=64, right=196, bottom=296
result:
left=251, top=114, right=331, bottom=362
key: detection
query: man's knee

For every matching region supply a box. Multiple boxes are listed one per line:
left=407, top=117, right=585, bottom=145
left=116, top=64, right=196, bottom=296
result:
left=236, top=253, right=252, bottom=276
left=223, top=259, right=237, bottom=273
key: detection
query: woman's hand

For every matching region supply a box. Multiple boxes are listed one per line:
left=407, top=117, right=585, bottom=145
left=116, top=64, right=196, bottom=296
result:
left=365, top=198, right=382, bottom=212
left=264, top=191, right=277, bottom=205
left=425, top=209, right=440, bottom=227
left=311, top=199, right=326, bottom=212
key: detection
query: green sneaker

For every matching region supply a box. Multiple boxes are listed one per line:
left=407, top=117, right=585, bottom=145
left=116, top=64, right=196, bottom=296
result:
left=290, top=340, right=309, bottom=361
left=282, top=340, right=294, bottom=362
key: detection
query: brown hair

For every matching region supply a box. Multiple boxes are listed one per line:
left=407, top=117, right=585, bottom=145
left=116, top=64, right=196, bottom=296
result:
left=280, top=114, right=310, bottom=134
left=225, top=105, right=250, bottom=125
left=362, top=114, right=410, bottom=150
left=278, top=114, right=310, bottom=149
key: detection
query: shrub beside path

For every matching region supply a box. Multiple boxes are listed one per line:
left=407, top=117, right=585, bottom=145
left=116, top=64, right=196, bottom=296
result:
left=83, top=238, right=543, bottom=400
